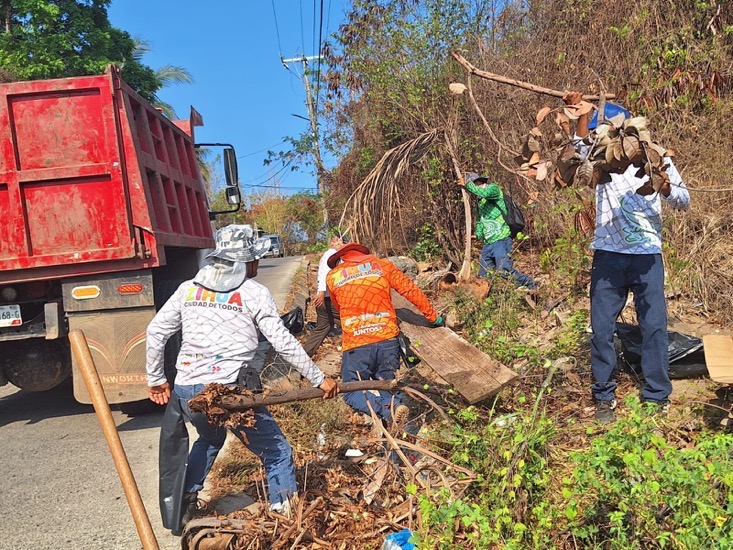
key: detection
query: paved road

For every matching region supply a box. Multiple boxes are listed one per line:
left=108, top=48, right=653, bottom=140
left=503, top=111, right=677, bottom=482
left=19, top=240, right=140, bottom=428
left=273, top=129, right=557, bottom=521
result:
left=0, top=256, right=303, bottom=550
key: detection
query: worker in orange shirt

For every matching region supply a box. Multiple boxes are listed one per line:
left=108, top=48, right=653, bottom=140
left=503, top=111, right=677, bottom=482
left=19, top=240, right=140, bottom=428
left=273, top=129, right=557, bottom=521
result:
left=326, top=243, right=443, bottom=425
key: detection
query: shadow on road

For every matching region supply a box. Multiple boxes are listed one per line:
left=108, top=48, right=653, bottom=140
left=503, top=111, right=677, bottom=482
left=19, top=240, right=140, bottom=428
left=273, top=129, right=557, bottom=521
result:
left=0, top=378, right=91, bottom=428
left=0, top=377, right=166, bottom=431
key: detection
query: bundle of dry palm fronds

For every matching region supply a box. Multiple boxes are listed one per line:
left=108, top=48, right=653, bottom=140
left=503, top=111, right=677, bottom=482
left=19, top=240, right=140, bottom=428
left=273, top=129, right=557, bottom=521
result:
left=339, top=129, right=441, bottom=251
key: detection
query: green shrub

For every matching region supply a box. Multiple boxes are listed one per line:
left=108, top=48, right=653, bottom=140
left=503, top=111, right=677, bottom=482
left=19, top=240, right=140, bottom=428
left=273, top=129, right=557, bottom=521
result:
left=565, top=397, right=733, bottom=549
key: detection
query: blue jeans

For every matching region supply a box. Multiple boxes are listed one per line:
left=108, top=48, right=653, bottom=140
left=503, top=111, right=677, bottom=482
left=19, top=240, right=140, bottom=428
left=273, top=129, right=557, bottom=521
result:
left=590, top=250, right=671, bottom=403
left=340, top=338, right=402, bottom=422
left=478, top=237, right=536, bottom=288
left=174, top=384, right=297, bottom=505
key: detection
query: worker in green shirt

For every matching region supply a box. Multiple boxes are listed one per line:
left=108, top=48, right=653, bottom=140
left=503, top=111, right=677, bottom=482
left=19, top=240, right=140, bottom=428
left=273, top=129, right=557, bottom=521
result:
left=459, top=172, right=537, bottom=289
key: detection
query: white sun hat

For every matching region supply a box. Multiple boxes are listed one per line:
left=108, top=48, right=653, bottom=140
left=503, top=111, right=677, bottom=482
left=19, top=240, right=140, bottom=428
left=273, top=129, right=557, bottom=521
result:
left=194, top=225, right=271, bottom=292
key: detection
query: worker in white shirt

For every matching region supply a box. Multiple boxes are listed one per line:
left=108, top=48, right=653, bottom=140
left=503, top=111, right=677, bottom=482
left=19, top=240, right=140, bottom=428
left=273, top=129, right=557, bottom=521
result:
left=302, top=231, right=347, bottom=356
left=146, top=225, right=338, bottom=534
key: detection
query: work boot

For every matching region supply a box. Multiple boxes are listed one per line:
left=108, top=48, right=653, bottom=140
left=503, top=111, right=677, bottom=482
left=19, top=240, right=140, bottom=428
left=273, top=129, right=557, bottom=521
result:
left=179, top=491, right=199, bottom=530
left=393, top=404, right=410, bottom=428
left=594, top=399, right=617, bottom=425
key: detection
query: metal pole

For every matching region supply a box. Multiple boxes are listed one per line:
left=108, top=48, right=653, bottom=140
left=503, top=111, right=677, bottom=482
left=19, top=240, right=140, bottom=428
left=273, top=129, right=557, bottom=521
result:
left=69, top=329, right=160, bottom=550
left=283, top=54, right=329, bottom=224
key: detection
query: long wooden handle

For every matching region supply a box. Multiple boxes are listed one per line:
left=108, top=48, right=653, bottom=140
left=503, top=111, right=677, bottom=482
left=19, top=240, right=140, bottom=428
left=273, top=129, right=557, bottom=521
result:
left=69, top=330, right=159, bottom=550
left=218, top=379, right=401, bottom=411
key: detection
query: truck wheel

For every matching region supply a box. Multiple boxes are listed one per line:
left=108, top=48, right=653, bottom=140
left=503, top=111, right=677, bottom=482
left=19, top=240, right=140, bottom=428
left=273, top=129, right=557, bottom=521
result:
left=2, top=339, right=71, bottom=392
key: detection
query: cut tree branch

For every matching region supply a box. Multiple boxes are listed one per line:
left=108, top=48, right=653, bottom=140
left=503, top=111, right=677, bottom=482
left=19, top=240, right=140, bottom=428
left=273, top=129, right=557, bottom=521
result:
left=218, top=380, right=400, bottom=410
left=451, top=51, right=616, bottom=100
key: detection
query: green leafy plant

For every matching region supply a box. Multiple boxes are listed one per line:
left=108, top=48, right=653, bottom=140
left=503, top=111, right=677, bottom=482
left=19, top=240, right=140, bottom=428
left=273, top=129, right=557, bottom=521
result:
left=565, top=397, right=733, bottom=549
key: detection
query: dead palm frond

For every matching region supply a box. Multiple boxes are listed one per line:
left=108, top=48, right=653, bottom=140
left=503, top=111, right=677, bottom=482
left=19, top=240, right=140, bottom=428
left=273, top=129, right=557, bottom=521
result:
left=339, top=129, right=441, bottom=252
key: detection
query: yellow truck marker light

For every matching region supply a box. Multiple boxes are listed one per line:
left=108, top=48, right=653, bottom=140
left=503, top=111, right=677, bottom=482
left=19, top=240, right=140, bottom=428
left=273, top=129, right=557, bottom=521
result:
left=117, top=283, right=143, bottom=294
left=71, top=285, right=101, bottom=300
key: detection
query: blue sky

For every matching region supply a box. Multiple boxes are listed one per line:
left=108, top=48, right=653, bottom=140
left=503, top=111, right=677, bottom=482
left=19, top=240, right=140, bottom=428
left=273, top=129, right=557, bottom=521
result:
left=108, top=0, right=349, bottom=196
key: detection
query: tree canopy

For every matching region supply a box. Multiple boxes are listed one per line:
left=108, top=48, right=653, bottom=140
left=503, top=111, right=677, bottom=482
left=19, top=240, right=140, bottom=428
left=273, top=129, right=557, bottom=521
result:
left=0, top=0, right=159, bottom=99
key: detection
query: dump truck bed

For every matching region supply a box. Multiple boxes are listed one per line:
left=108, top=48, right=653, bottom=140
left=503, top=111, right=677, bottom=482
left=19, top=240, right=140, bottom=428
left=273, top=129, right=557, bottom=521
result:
left=0, top=67, right=214, bottom=284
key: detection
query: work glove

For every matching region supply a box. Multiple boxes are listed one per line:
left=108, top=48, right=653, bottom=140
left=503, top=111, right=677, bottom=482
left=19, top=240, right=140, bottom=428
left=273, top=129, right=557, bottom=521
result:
left=432, top=315, right=445, bottom=328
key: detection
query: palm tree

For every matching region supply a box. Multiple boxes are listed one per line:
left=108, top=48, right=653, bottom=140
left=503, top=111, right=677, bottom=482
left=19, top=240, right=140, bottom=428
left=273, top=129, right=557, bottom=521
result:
left=131, top=37, right=194, bottom=118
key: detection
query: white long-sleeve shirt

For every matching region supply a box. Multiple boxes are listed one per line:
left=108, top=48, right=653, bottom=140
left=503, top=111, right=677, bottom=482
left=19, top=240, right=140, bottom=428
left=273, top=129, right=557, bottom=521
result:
left=591, top=159, right=689, bottom=254
left=575, top=137, right=690, bottom=254
left=317, top=248, right=338, bottom=296
left=146, top=279, right=325, bottom=388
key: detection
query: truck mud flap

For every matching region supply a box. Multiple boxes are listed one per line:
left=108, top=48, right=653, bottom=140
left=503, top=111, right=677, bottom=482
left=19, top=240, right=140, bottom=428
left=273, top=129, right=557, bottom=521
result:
left=68, top=308, right=155, bottom=403
left=159, top=395, right=189, bottom=533
left=182, top=518, right=245, bottom=550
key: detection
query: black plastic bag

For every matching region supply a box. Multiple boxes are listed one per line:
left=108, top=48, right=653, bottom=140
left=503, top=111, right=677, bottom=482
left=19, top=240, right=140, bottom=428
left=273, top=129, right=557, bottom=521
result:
left=397, top=331, right=421, bottom=369
left=616, top=322, right=707, bottom=379
left=158, top=395, right=189, bottom=534
left=238, top=365, right=264, bottom=391
left=281, top=306, right=304, bottom=335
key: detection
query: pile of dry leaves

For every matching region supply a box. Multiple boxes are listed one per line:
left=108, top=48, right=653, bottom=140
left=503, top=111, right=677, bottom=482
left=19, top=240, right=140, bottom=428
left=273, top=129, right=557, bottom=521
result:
left=189, top=383, right=256, bottom=430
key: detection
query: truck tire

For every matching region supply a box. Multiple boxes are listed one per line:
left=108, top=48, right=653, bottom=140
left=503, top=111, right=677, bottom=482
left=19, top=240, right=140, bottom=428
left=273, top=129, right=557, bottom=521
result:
left=119, top=279, right=183, bottom=416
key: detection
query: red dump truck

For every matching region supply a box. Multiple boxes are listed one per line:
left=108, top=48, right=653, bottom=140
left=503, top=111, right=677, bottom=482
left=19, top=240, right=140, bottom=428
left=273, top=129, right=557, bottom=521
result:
left=0, top=66, right=241, bottom=410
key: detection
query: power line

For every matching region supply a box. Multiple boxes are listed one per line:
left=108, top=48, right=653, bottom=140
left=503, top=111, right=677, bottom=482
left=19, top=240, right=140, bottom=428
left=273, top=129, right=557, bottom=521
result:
left=314, top=0, right=325, bottom=117
left=312, top=0, right=317, bottom=60
left=237, top=140, right=287, bottom=159
left=270, top=0, right=284, bottom=58
left=299, top=0, right=306, bottom=55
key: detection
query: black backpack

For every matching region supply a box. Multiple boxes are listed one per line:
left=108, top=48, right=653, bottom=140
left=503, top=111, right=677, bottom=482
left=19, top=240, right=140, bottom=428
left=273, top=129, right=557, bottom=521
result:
left=500, top=194, right=526, bottom=238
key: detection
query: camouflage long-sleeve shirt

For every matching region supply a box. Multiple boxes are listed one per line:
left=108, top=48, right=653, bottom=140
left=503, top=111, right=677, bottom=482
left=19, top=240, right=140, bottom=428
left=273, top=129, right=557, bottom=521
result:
left=465, top=181, right=511, bottom=244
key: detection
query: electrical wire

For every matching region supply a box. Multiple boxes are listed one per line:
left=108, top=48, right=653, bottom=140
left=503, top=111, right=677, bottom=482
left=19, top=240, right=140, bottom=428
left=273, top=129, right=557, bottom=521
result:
left=314, top=0, right=325, bottom=118
left=271, top=0, right=284, bottom=59
left=312, top=0, right=318, bottom=60
left=299, top=0, right=306, bottom=56
left=237, top=140, right=287, bottom=159
left=244, top=158, right=295, bottom=187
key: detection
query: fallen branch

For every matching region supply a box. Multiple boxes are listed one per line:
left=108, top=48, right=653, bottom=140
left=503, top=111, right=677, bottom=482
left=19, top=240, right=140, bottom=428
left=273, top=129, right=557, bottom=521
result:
left=451, top=51, right=615, bottom=100
left=271, top=497, right=323, bottom=550
left=216, top=380, right=401, bottom=411
left=402, top=387, right=451, bottom=423
left=376, top=437, right=477, bottom=478
left=365, top=401, right=428, bottom=490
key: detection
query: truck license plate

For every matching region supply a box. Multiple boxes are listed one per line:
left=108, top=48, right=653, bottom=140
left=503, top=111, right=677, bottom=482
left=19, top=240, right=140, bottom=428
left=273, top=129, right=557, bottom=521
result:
left=0, top=304, right=22, bottom=327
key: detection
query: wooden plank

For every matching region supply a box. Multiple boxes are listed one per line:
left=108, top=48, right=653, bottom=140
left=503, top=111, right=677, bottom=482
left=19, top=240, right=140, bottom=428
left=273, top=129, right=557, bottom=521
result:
left=392, top=292, right=518, bottom=403
left=703, top=334, right=733, bottom=384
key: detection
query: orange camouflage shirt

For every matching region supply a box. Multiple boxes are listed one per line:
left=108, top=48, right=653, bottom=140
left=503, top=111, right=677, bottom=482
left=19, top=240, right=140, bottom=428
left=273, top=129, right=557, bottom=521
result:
left=326, top=254, right=438, bottom=351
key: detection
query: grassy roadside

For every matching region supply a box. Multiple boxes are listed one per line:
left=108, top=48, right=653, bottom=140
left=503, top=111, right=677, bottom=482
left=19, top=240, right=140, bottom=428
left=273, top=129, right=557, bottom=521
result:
left=205, top=253, right=733, bottom=549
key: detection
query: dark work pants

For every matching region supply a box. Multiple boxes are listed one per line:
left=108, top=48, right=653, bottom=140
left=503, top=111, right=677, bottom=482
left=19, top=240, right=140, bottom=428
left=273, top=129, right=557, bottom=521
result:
left=341, top=338, right=402, bottom=421
left=590, top=250, right=671, bottom=404
left=478, top=237, right=536, bottom=288
left=303, top=297, right=340, bottom=356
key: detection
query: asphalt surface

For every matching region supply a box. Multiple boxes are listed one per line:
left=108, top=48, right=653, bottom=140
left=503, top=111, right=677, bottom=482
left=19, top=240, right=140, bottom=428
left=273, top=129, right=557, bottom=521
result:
left=0, top=256, right=303, bottom=550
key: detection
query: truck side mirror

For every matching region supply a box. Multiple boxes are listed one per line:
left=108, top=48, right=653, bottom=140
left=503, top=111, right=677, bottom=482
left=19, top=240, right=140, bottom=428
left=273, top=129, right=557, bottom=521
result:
left=225, top=185, right=241, bottom=206
left=196, top=142, right=242, bottom=219
left=224, top=148, right=238, bottom=187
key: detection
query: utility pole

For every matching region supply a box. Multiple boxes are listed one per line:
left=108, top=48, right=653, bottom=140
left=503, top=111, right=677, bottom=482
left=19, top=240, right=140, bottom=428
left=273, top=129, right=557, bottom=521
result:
left=282, top=54, right=329, bottom=225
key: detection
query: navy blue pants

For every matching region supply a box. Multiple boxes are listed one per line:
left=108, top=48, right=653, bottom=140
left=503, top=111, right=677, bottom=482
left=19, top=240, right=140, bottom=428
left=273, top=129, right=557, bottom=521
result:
left=478, top=237, right=536, bottom=288
left=174, top=384, right=297, bottom=505
left=590, top=250, right=671, bottom=403
left=340, top=338, right=402, bottom=421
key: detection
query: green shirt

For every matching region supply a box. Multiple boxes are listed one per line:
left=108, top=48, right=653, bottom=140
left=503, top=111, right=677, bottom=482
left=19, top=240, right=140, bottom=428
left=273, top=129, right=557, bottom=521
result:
left=465, top=181, right=510, bottom=244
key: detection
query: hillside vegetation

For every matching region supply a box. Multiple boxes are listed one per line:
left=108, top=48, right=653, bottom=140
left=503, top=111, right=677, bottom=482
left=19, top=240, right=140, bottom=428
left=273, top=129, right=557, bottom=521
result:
left=321, top=0, right=733, bottom=324
left=209, top=3, right=733, bottom=548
